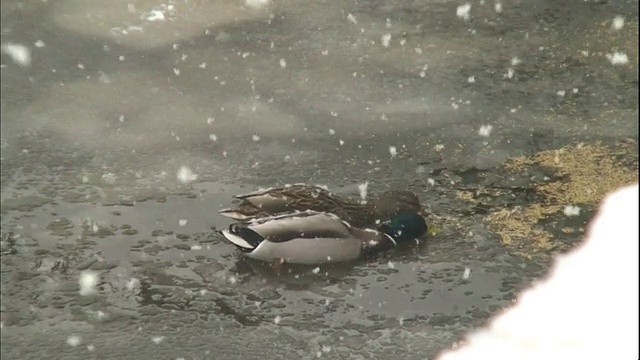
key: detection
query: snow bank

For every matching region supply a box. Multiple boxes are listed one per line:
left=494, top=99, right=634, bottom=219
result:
left=438, top=184, right=639, bottom=360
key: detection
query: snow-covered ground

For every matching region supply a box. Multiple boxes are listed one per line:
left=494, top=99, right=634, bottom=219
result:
left=439, top=184, right=639, bottom=360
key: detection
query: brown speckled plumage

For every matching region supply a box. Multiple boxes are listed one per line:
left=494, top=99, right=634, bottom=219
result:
left=219, top=184, right=423, bottom=227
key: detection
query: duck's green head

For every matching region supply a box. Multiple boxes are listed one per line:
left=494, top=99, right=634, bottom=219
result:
left=380, top=211, right=428, bottom=243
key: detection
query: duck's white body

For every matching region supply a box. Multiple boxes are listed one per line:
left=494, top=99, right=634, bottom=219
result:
left=221, top=211, right=397, bottom=265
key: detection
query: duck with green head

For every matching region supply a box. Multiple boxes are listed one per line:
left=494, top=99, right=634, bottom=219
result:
left=221, top=210, right=428, bottom=265
left=218, top=183, right=423, bottom=228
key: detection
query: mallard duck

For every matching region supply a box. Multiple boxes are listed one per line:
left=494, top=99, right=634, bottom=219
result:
left=218, top=184, right=422, bottom=228
left=221, top=210, right=428, bottom=264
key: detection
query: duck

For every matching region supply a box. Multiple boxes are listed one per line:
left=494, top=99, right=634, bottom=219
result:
left=218, top=184, right=423, bottom=228
left=221, top=210, right=428, bottom=265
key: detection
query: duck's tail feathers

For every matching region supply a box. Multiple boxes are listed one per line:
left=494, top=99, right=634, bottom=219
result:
left=222, top=225, right=264, bottom=251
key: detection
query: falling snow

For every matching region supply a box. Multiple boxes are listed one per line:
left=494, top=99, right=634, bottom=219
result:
left=505, top=68, right=515, bottom=79
left=144, top=9, right=165, bottom=21
left=398, top=316, right=405, bottom=326
left=389, top=146, right=398, bottom=157
left=564, top=205, right=581, bottom=217
left=1, top=43, right=31, bottom=67
left=99, top=72, right=111, bottom=83
left=381, top=34, right=392, bottom=48
left=606, top=52, right=628, bottom=65
left=419, top=64, right=429, bottom=78
left=79, top=271, right=98, bottom=296
left=127, top=278, right=141, bottom=292
left=612, top=16, right=625, bottom=30
left=177, top=166, right=198, bottom=184
left=358, top=181, right=369, bottom=201
left=279, top=58, right=287, bottom=68
left=209, top=134, right=218, bottom=141
left=456, top=3, right=472, bottom=20
left=347, top=13, right=357, bottom=24
left=151, top=336, right=165, bottom=344
left=494, top=2, right=503, bottom=13
left=252, top=134, right=260, bottom=142
left=67, top=335, right=82, bottom=347
left=463, top=267, right=471, bottom=279
left=101, top=173, right=117, bottom=184
left=34, top=40, right=45, bottom=48
left=312, top=267, right=320, bottom=274
left=478, top=125, right=493, bottom=137
left=273, top=315, right=282, bottom=324
left=179, top=219, right=187, bottom=226
left=468, top=76, right=475, bottom=83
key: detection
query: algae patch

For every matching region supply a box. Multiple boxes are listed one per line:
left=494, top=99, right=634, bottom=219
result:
left=487, top=142, right=637, bottom=253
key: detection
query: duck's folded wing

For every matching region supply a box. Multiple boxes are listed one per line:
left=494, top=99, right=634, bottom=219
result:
left=235, top=194, right=293, bottom=214
left=233, top=184, right=328, bottom=199
left=249, top=212, right=352, bottom=242
left=228, top=185, right=316, bottom=214
left=233, top=186, right=282, bottom=199
left=219, top=189, right=291, bottom=219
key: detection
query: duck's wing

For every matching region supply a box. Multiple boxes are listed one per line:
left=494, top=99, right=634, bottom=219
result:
left=232, top=184, right=330, bottom=200
left=219, top=185, right=301, bottom=219
left=248, top=211, right=353, bottom=242
left=225, top=211, right=362, bottom=264
left=231, top=185, right=292, bottom=199
left=219, top=184, right=340, bottom=220
left=219, top=192, right=292, bottom=220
